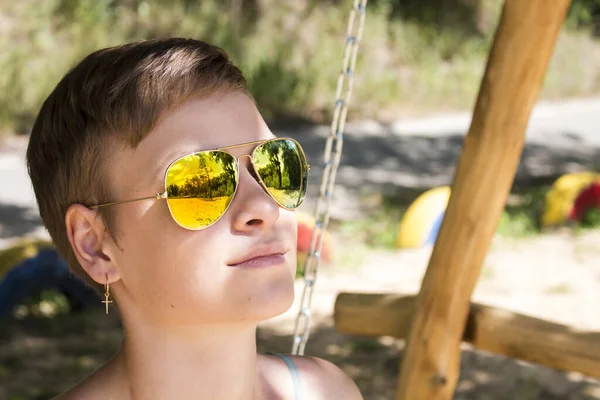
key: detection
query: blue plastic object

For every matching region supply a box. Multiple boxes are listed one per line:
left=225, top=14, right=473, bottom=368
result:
left=0, top=248, right=100, bottom=318
left=424, top=211, right=445, bottom=246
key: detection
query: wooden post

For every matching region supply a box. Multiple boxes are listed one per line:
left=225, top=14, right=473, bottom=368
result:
left=395, top=1, right=572, bottom=399
left=334, top=293, right=600, bottom=380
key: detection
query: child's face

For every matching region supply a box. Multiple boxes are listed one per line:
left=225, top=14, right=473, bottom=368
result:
left=106, top=91, right=298, bottom=325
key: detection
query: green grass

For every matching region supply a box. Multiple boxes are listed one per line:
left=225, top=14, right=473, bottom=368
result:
left=572, top=208, right=600, bottom=237
left=331, top=195, right=406, bottom=250
left=496, top=185, right=549, bottom=238
left=328, top=183, right=597, bottom=251
left=496, top=210, right=538, bottom=238
left=580, top=208, right=600, bottom=228
left=1, top=0, right=600, bottom=134
left=332, top=205, right=544, bottom=251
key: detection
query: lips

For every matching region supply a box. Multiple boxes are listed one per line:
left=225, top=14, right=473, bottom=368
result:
left=227, top=242, right=288, bottom=268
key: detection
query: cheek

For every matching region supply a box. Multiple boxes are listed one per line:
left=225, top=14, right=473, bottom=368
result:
left=116, top=228, right=232, bottom=324
left=113, top=204, right=300, bottom=322
left=276, top=209, right=298, bottom=272
left=119, top=222, right=219, bottom=290
left=111, top=203, right=217, bottom=300
left=282, top=209, right=298, bottom=241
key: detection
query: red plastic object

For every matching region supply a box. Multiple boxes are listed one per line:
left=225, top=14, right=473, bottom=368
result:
left=569, top=181, right=600, bottom=221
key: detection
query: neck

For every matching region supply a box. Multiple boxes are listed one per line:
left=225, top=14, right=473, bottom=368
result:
left=111, top=319, right=264, bottom=400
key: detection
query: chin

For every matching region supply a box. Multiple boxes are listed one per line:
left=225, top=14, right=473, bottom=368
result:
left=238, top=274, right=296, bottom=322
left=264, top=282, right=295, bottom=319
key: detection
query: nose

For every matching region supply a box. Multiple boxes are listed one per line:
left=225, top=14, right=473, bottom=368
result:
left=229, top=156, right=279, bottom=234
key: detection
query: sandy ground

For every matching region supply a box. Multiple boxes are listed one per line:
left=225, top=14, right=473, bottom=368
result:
left=258, top=230, right=600, bottom=399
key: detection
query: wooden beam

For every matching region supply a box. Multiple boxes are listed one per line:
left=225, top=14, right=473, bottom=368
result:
left=335, top=293, right=416, bottom=338
left=335, top=293, right=600, bottom=381
left=394, top=1, right=572, bottom=399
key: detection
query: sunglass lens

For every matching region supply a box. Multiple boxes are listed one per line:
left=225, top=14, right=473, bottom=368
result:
left=254, top=139, right=308, bottom=208
left=165, top=151, right=238, bottom=229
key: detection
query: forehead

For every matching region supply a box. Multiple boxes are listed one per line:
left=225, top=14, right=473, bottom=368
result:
left=109, top=91, right=273, bottom=193
left=144, top=91, right=270, bottom=156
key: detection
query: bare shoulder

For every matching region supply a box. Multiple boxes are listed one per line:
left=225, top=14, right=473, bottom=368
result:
left=51, top=378, right=109, bottom=400
left=51, top=360, right=119, bottom=400
left=51, top=382, right=98, bottom=400
left=290, top=355, right=363, bottom=400
left=51, top=386, right=86, bottom=400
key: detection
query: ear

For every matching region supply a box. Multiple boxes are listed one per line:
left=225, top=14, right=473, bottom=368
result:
left=65, top=204, right=121, bottom=285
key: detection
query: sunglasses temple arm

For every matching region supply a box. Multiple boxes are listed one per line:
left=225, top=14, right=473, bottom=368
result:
left=89, top=192, right=167, bottom=209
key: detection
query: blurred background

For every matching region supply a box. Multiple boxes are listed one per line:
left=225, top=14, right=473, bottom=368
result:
left=1, top=0, right=600, bottom=399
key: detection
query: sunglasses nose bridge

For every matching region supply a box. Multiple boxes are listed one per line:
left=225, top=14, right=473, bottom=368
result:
left=236, top=153, right=261, bottom=181
left=236, top=154, right=253, bottom=164
left=236, top=154, right=255, bottom=173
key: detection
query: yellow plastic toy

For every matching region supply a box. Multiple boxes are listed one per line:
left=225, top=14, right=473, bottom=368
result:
left=397, top=186, right=451, bottom=248
left=0, top=239, right=55, bottom=279
left=541, top=172, right=600, bottom=228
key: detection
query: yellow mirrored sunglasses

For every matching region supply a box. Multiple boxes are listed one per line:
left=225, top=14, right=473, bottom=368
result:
left=89, top=138, right=310, bottom=230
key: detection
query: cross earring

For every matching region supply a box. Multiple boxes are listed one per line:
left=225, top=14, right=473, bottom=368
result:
left=102, top=273, right=113, bottom=314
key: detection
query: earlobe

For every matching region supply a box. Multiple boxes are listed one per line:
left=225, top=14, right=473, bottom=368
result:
left=65, top=204, right=120, bottom=285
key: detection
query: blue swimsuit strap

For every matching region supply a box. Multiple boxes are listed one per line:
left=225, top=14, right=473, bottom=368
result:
left=268, top=353, right=302, bottom=400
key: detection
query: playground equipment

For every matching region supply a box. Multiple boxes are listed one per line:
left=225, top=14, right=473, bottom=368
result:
left=291, top=0, right=367, bottom=356
left=293, top=1, right=599, bottom=399
left=396, top=186, right=450, bottom=248
left=542, top=171, right=600, bottom=228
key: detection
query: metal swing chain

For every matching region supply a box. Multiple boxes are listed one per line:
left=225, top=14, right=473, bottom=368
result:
left=291, top=0, right=368, bottom=356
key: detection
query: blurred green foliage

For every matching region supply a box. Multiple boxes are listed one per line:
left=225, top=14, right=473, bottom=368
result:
left=580, top=207, right=600, bottom=228
left=15, top=290, right=71, bottom=319
left=568, top=0, right=600, bottom=28
left=0, top=0, right=599, bottom=134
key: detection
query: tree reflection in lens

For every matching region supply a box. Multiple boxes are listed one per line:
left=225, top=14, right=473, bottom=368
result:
left=254, top=139, right=305, bottom=208
left=165, top=151, right=238, bottom=229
